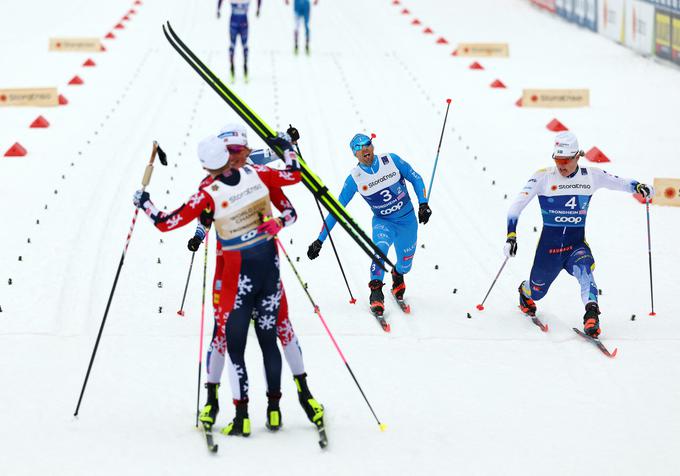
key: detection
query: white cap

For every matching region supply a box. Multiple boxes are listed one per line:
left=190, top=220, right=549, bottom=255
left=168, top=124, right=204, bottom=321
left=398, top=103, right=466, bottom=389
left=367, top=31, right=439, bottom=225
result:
left=217, top=123, right=248, bottom=146
left=553, top=131, right=580, bottom=157
left=197, top=135, right=228, bottom=170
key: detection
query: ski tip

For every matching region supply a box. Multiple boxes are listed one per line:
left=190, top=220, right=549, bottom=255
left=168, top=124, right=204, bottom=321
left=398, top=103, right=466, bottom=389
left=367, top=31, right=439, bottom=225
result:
left=609, top=348, right=618, bottom=358
left=379, top=423, right=388, bottom=432
left=384, top=324, right=391, bottom=332
left=476, top=304, right=484, bottom=311
left=542, top=324, right=549, bottom=333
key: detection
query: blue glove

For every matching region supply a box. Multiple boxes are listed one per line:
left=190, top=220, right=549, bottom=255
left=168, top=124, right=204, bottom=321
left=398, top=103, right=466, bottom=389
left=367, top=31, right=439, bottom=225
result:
left=270, top=135, right=294, bottom=153
left=133, top=189, right=150, bottom=208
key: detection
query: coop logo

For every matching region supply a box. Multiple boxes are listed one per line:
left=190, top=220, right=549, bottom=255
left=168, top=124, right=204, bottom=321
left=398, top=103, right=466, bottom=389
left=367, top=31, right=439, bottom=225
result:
left=558, top=184, right=591, bottom=190
left=368, top=171, right=397, bottom=188
left=555, top=216, right=583, bottom=224
left=379, top=201, right=404, bottom=215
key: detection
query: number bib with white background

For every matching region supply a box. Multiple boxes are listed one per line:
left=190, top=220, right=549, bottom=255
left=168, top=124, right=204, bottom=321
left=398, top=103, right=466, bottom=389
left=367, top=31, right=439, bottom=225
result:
left=351, top=154, right=412, bottom=217
left=203, top=165, right=272, bottom=250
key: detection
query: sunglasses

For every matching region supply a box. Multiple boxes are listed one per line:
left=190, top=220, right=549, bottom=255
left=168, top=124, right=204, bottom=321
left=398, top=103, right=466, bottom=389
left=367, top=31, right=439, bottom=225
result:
left=227, top=145, right=247, bottom=154
left=553, top=154, right=577, bottom=165
left=351, top=139, right=372, bottom=152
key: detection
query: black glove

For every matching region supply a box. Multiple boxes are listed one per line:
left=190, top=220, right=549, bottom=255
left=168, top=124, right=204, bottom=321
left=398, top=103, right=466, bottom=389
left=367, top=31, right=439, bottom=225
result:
left=636, top=183, right=652, bottom=198
left=504, top=234, right=517, bottom=258
left=133, top=189, right=150, bottom=209
left=307, top=239, right=323, bottom=260
left=418, top=203, right=432, bottom=224
left=187, top=236, right=202, bottom=252
left=270, top=135, right=294, bottom=155
left=286, top=124, right=300, bottom=143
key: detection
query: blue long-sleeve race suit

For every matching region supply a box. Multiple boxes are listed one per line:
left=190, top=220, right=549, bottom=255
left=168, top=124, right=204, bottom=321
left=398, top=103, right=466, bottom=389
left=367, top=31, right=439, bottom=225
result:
left=318, top=152, right=427, bottom=281
left=507, top=165, right=640, bottom=306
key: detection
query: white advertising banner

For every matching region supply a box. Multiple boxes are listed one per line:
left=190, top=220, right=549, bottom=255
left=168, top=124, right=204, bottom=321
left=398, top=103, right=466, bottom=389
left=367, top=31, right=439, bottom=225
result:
left=625, top=0, right=656, bottom=54
left=598, top=0, right=625, bottom=43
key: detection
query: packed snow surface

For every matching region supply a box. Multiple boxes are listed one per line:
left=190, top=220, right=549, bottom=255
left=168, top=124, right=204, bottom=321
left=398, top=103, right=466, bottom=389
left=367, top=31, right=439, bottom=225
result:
left=1, top=0, right=679, bottom=475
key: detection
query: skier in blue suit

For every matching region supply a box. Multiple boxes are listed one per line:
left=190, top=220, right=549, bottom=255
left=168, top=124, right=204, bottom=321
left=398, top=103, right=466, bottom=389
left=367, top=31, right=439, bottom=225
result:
left=307, top=133, right=432, bottom=316
left=217, top=0, right=261, bottom=82
left=285, top=0, right=318, bottom=55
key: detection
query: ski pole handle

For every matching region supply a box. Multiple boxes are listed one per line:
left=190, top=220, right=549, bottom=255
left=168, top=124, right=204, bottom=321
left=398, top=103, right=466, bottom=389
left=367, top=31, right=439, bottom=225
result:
left=141, top=141, right=160, bottom=188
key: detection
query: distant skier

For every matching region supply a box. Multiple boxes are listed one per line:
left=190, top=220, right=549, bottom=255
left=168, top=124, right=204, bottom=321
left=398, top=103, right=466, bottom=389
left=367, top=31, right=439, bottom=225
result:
left=285, top=0, right=318, bottom=55
left=188, top=125, right=324, bottom=431
left=133, top=127, right=304, bottom=436
left=307, top=133, right=432, bottom=319
left=217, top=0, right=261, bottom=81
left=504, top=131, right=653, bottom=337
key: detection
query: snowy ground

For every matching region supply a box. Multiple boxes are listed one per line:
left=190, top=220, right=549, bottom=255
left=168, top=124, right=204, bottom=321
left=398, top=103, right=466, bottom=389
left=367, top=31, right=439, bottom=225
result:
left=1, top=0, right=679, bottom=475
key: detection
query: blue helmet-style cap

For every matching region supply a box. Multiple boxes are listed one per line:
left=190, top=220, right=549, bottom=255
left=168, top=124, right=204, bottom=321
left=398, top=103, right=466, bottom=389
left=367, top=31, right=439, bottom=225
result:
left=349, top=133, right=372, bottom=152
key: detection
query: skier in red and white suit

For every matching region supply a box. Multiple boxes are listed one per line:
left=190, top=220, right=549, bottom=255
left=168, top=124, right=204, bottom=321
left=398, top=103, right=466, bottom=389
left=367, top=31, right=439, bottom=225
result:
left=133, top=127, right=322, bottom=436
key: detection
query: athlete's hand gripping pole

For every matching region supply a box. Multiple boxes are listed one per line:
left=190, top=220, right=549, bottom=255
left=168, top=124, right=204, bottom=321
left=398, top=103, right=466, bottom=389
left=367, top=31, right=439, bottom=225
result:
left=426, top=99, right=452, bottom=201
left=74, top=142, right=167, bottom=417
left=275, top=237, right=386, bottom=431
left=288, top=124, right=357, bottom=304
left=476, top=257, right=509, bottom=311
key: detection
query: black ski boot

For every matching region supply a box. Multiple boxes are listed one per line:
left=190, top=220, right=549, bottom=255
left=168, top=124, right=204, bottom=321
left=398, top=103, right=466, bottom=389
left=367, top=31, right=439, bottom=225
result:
left=583, top=302, right=601, bottom=337
left=198, top=382, right=219, bottom=428
left=391, top=270, right=406, bottom=301
left=369, top=279, right=385, bottom=316
left=229, top=60, right=235, bottom=82
left=265, top=392, right=282, bottom=431
left=293, top=373, right=324, bottom=425
left=518, top=282, right=537, bottom=316
left=244, top=62, right=249, bottom=83
left=221, top=399, right=251, bottom=437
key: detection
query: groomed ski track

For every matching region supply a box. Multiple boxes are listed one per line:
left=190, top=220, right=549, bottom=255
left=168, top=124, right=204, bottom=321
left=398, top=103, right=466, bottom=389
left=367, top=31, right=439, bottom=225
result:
left=1, top=1, right=679, bottom=475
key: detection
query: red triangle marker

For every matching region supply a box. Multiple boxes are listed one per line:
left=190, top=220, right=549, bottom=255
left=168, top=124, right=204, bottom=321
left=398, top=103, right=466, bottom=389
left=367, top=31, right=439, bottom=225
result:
left=436, top=37, right=448, bottom=45
left=134, top=0, right=142, bottom=5
left=114, top=23, right=125, bottom=30
left=515, top=97, right=523, bottom=107
left=469, top=61, right=484, bottom=70
left=490, top=79, right=506, bottom=88
left=30, top=116, right=50, bottom=128
left=122, top=15, right=130, bottom=21
left=129, top=8, right=136, bottom=14
left=546, top=118, right=568, bottom=131
left=423, top=27, right=434, bottom=34
left=83, top=58, right=96, bottom=67
left=105, top=32, right=116, bottom=39
left=68, top=75, right=84, bottom=85
left=451, top=49, right=459, bottom=56
left=4, top=142, right=27, bottom=157
left=392, top=0, right=400, bottom=4
left=585, top=147, right=611, bottom=163
left=401, top=8, right=410, bottom=14
left=411, top=18, right=421, bottom=25
left=59, top=94, right=69, bottom=105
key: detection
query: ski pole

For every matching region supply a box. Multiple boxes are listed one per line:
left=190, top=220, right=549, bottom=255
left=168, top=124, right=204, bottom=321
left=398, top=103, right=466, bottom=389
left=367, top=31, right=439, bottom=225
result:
left=74, top=141, right=167, bottom=417
left=177, top=251, right=197, bottom=316
left=645, top=199, right=656, bottom=316
left=476, top=257, right=509, bottom=311
left=195, top=232, right=210, bottom=426
left=426, top=99, right=452, bottom=200
left=312, top=196, right=356, bottom=304
left=274, top=237, right=386, bottom=431
left=287, top=129, right=356, bottom=304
